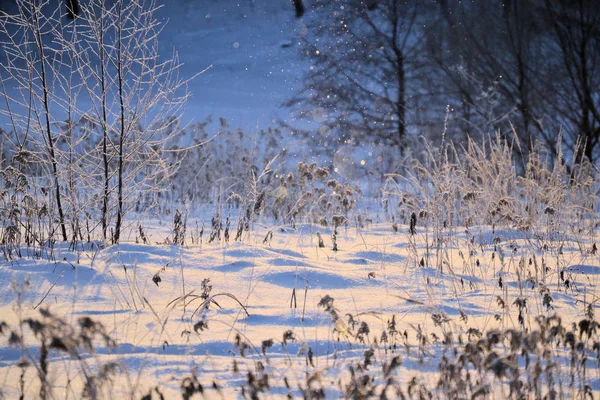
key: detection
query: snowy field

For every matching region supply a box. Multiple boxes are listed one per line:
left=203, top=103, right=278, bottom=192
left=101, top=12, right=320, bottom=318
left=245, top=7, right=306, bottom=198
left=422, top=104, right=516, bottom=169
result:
left=1, top=215, right=599, bottom=398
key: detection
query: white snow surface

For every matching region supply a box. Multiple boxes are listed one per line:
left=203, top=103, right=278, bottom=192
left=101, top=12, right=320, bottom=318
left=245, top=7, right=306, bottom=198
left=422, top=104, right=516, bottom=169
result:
left=155, top=0, right=307, bottom=131
left=0, top=220, right=599, bottom=398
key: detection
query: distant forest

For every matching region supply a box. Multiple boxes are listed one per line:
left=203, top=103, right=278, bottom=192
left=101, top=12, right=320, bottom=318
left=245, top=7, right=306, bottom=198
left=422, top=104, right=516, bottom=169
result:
left=287, top=0, right=599, bottom=166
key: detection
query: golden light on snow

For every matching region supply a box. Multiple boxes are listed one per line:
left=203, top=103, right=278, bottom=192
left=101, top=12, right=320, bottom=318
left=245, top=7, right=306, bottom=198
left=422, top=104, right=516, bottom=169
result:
left=360, top=160, right=366, bottom=165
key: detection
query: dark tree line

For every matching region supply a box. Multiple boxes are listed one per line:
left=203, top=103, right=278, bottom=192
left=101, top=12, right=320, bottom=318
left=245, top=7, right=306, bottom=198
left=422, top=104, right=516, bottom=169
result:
left=288, top=0, right=600, bottom=166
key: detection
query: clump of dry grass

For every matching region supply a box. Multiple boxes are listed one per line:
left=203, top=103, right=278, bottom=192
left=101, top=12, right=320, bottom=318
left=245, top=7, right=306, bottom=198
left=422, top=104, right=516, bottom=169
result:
left=0, top=166, right=56, bottom=261
left=245, top=160, right=359, bottom=233
left=172, top=209, right=187, bottom=246
left=383, top=133, right=597, bottom=244
left=437, top=314, right=599, bottom=399
left=0, top=281, right=117, bottom=399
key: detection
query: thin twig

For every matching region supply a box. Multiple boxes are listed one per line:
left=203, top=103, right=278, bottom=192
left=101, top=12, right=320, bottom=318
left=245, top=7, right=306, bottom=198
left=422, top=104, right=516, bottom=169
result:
left=33, top=272, right=64, bottom=310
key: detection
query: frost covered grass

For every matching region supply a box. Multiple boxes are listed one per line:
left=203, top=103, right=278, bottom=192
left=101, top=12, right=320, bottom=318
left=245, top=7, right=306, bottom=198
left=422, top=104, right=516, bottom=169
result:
left=0, top=136, right=599, bottom=399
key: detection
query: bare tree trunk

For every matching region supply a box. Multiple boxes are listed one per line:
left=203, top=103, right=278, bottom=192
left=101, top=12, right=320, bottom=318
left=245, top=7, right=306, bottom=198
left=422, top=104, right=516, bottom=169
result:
left=293, top=0, right=304, bottom=18
left=32, top=3, right=68, bottom=241
left=66, top=0, right=79, bottom=19
left=391, top=1, right=407, bottom=151
left=113, top=2, right=125, bottom=244
left=99, top=10, right=110, bottom=242
left=396, top=52, right=406, bottom=150
left=580, top=44, right=596, bottom=164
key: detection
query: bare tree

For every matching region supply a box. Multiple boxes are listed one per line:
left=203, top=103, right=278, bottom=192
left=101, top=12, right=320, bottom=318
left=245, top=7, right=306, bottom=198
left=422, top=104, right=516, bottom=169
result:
left=103, top=0, right=189, bottom=243
left=286, top=0, right=429, bottom=152
left=1, top=0, right=191, bottom=243
left=0, top=0, right=69, bottom=240
left=430, top=0, right=600, bottom=164
left=542, top=0, right=600, bottom=164
left=290, top=0, right=599, bottom=167
left=428, top=1, right=549, bottom=159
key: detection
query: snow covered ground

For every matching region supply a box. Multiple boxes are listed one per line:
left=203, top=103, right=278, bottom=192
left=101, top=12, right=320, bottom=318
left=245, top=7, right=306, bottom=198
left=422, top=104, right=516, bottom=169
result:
left=155, top=0, right=307, bottom=132
left=0, top=219, right=598, bottom=398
